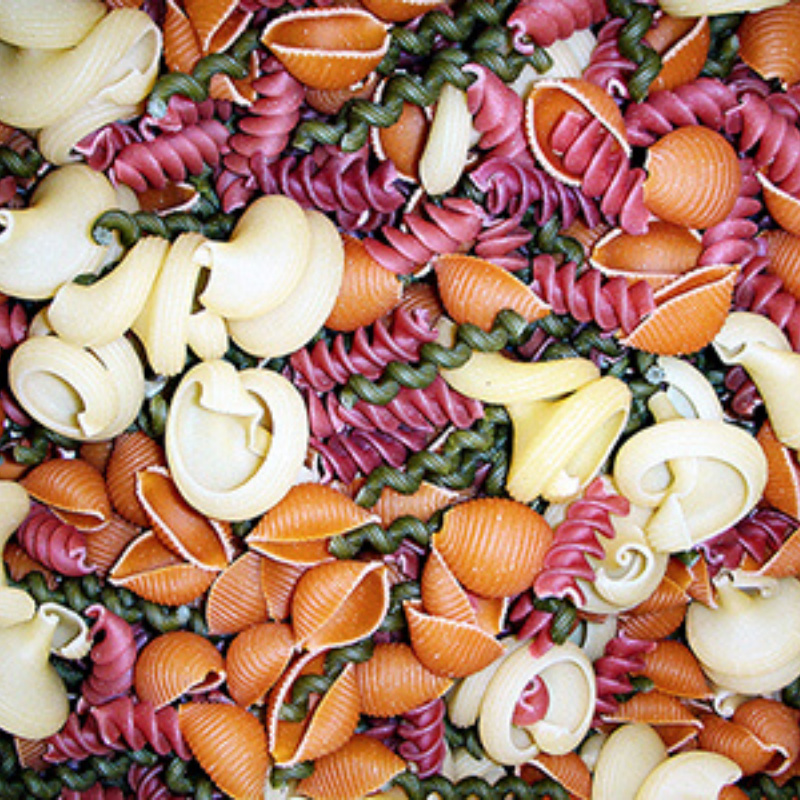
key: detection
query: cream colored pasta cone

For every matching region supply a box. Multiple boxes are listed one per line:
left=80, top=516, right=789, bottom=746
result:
left=635, top=751, right=741, bottom=800
left=592, top=723, right=667, bottom=800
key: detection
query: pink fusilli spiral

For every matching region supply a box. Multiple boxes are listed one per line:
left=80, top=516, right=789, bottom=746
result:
left=288, top=307, right=439, bottom=392
left=307, top=376, right=484, bottom=440
left=507, top=0, right=608, bottom=51
left=582, top=17, right=636, bottom=99
left=138, top=97, right=218, bottom=139
left=513, top=676, right=550, bottom=726
left=249, top=144, right=405, bottom=233
left=529, top=254, right=656, bottom=335
left=593, top=633, right=656, bottom=720
left=696, top=507, right=799, bottom=576
left=468, top=155, right=602, bottom=228
left=546, top=110, right=649, bottom=233
left=624, top=78, right=739, bottom=148
left=473, top=217, right=534, bottom=271
left=311, top=429, right=414, bottom=484
left=0, top=297, right=29, bottom=350
left=127, top=764, right=183, bottom=800
left=80, top=605, right=138, bottom=707
left=0, top=175, right=19, bottom=207
left=534, top=477, right=630, bottom=607
left=44, top=697, right=191, bottom=763
left=698, top=157, right=764, bottom=268
left=506, top=598, right=558, bottom=652
left=465, top=64, right=529, bottom=161
left=111, top=119, right=230, bottom=192
left=62, top=787, right=126, bottom=800
left=722, top=364, right=763, bottom=422
left=733, top=256, right=800, bottom=350
left=398, top=698, right=448, bottom=779
left=364, top=197, right=485, bottom=275
left=15, top=503, right=93, bottom=577
left=74, top=123, right=142, bottom=172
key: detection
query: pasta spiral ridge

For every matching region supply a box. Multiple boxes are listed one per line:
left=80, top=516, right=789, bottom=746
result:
left=288, top=307, right=439, bottom=393
left=364, top=197, right=486, bottom=275
left=533, top=477, right=630, bottom=606
left=733, top=256, right=800, bottom=351
left=329, top=515, right=437, bottom=559
left=81, top=605, right=138, bottom=708
left=722, top=364, right=763, bottom=423
left=582, top=17, right=637, bottom=98
left=91, top=208, right=235, bottom=247
left=507, top=0, right=608, bottom=51
left=398, top=698, right=448, bottom=779
left=593, top=633, right=656, bottom=719
left=247, top=144, right=406, bottom=233
left=126, top=763, right=182, bottom=800
left=15, top=503, right=93, bottom=578
left=697, top=507, right=799, bottom=576
left=529, top=255, right=656, bottom=335
left=0, top=296, right=29, bottom=351
left=393, top=771, right=569, bottom=800
left=0, top=145, right=44, bottom=179
left=44, top=697, right=191, bottom=763
left=110, top=118, right=230, bottom=193
left=603, top=0, right=660, bottom=102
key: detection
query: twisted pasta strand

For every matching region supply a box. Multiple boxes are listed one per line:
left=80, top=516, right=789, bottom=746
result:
left=507, top=0, right=608, bottom=51
left=398, top=698, right=448, bottom=779
left=81, top=605, right=138, bottom=707
left=593, top=633, right=656, bottom=720
left=16, top=503, right=93, bottom=577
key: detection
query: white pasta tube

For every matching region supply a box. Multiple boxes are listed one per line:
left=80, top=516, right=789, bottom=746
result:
left=477, top=641, right=596, bottom=765
left=0, top=9, right=161, bottom=134
left=9, top=331, right=145, bottom=442
left=713, top=311, right=800, bottom=449
left=592, top=723, right=667, bottom=800
left=442, top=349, right=599, bottom=404
left=686, top=574, right=800, bottom=694
left=507, top=375, right=631, bottom=503
left=419, top=83, right=473, bottom=197
left=228, top=209, right=345, bottom=358
left=635, top=751, right=742, bottom=800
left=0, top=164, right=118, bottom=299
left=613, top=418, right=767, bottom=552
left=165, top=359, right=309, bottom=521
left=196, top=195, right=311, bottom=320
left=0, top=0, right=105, bottom=49
left=49, top=236, right=170, bottom=347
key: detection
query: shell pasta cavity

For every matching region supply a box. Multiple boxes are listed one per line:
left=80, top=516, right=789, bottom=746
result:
left=4, top=1, right=800, bottom=799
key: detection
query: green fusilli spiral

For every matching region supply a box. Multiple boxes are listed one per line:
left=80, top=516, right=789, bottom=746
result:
left=329, top=514, right=440, bottom=559
left=394, top=771, right=570, bottom=800
left=606, top=0, right=662, bottom=102
left=0, top=146, right=43, bottom=179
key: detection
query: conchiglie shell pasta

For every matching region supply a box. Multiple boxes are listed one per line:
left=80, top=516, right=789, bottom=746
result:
left=612, top=417, right=767, bottom=552
left=9, top=330, right=145, bottom=443
left=84, top=513, right=140, bottom=577
left=134, top=631, right=225, bottom=709
left=197, top=195, right=311, bottom=320
left=432, top=498, right=553, bottom=598
left=21, top=458, right=111, bottom=531
left=592, top=722, right=667, bottom=800
left=205, top=552, right=269, bottom=636
left=291, top=560, right=389, bottom=651
left=422, top=546, right=478, bottom=624
left=165, top=359, right=309, bottom=522
left=737, top=0, right=800, bottom=86
left=0, top=165, right=118, bottom=299
left=646, top=15, right=710, bottom=94
left=635, top=751, right=741, bottom=800
left=179, top=701, right=270, bottom=800
left=697, top=713, right=775, bottom=776
left=228, top=210, right=344, bottom=358
left=226, top=622, right=295, bottom=707
left=733, top=697, right=800, bottom=776
left=686, top=575, right=800, bottom=694
left=295, top=734, right=405, bottom=800
left=261, top=556, right=307, bottom=622
left=48, top=237, right=169, bottom=348
left=640, top=639, right=712, bottom=700
left=355, top=642, right=452, bottom=717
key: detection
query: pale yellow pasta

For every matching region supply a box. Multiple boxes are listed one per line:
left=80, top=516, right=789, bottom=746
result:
left=507, top=375, right=631, bottom=503
left=419, top=83, right=473, bottom=197
left=686, top=574, right=800, bottom=694
left=0, top=604, right=71, bottom=738
left=655, top=356, right=724, bottom=421
left=186, top=309, right=229, bottom=363
left=0, top=0, right=105, bottom=49
left=658, top=0, right=788, bottom=15
left=442, top=347, right=599, bottom=404
left=635, top=751, right=741, bottom=800
left=132, top=232, right=207, bottom=376
left=591, top=723, right=667, bottom=800
left=196, top=195, right=311, bottom=320
left=713, top=311, right=800, bottom=449
left=612, top=417, right=767, bottom=552
left=0, top=9, right=161, bottom=140
left=0, top=482, right=35, bottom=628
left=49, top=236, right=170, bottom=347
left=165, top=359, right=309, bottom=521
left=575, top=615, right=618, bottom=663
left=45, top=603, right=92, bottom=660
left=227, top=210, right=345, bottom=358
left=441, top=747, right=506, bottom=784
left=9, top=328, right=145, bottom=441
left=0, top=164, right=119, bottom=299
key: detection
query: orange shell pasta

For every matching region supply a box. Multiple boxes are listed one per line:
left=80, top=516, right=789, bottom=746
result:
left=291, top=560, right=389, bottom=651
left=79, top=440, right=114, bottom=475
left=324, top=235, right=403, bottom=332
left=639, top=639, right=712, bottom=700
left=226, top=622, right=295, bottom=707
left=179, top=701, right=270, bottom=800
left=698, top=713, right=775, bottom=776
left=434, top=253, right=550, bottom=332
left=432, top=497, right=553, bottom=598
left=295, top=734, right=406, bottom=800
left=368, top=481, right=468, bottom=526
left=733, top=698, right=800, bottom=776
left=738, top=0, right=800, bottom=87
left=84, top=514, right=141, bottom=578
left=205, top=552, right=270, bottom=636
left=355, top=642, right=452, bottom=717
left=261, top=556, right=307, bottom=622
left=105, top=431, right=167, bottom=527
left=20, top=458, right=112, bottom=532
left=529, top=752, right=592, bottom=800
left=757, top=420, right=800, bottom=521
left=134, top=631, right=226, bottom=709
left=421, top=546, right=477, bottom=625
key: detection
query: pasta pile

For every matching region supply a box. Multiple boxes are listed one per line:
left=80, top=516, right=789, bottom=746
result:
left=3, top=0, right=800, bottom=798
